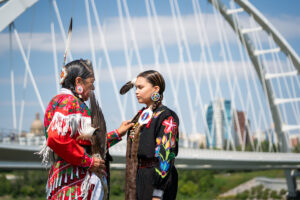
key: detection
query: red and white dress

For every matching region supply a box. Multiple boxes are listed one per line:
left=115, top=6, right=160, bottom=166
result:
left=40, top=88, right=122, bottom=200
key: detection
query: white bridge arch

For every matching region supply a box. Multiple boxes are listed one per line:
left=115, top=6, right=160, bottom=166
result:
left=0, top=0, right=300, bottom=198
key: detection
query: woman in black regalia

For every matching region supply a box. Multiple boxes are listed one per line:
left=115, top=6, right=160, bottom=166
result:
left=120, top=70, right=179, bottom=200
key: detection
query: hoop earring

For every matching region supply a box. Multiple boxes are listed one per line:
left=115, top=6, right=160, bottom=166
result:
left=76, top=85, right=83, bottom=98
left=151, top=92, right=160, bottom=102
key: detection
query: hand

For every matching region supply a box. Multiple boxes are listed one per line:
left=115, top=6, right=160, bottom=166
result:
left=117, top=120, right=135, bottom=137
left=89, top=157, right=106, bottom=174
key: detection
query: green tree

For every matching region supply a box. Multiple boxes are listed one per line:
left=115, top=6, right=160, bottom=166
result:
left=0, top=174, right=12, bottom=195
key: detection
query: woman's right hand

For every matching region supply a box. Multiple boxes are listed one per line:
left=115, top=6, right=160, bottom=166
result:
left=89, top=157, right=106, bottom=173
left=117, top=120, right=135, bottom=137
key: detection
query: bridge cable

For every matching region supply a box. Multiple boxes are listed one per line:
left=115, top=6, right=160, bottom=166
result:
left=18, top=6, right=36, bottom=135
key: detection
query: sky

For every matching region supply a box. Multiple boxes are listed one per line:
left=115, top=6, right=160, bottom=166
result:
left=0, top=0, right=300, bottom=136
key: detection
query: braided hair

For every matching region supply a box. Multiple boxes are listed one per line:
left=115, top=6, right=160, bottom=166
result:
left=61, top=59, right=94, bottom=101
left=120, top=70, right=165, bottom=111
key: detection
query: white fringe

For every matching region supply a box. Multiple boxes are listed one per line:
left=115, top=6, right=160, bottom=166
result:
left=71, top=167, right=74, bottom=180
left=69, top=188, right=72, bottom=200
left=76, top=167, right=79, bottom=178
left=35, top=140, right=52, bottom=167
left=46, top=179, right=50, bottom=198
left=64, top=170, right=68, bottom=183
left=81, top=172, right=91, bottom=200
left=47, top=111, right=95, bottom=139
left=75, top=186, right=78, bottom=200
left=59, top=174, right=62, bottom=186
left=55, top=174, right=59, bottom=189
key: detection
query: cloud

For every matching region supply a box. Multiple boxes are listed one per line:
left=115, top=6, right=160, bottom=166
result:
left=0, top=100, right=46, bottom=107
left=0, top=60, right=259, bottom=86
left=95, top=60, right=258, bottom=82
left=0, top=74, right=56, bottom=85
left=1, top=58, right=291, bottom=87
left=267, top=15, right=300, bottom=39
left=1, top=13, right=299, bottom=55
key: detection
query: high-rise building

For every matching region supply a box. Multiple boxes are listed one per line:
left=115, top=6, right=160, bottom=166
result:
left=205, top=99, right=251, bottom=149
left=233, top=111, right=252, bottom=148
left=206, top=99, right=232, bottom=149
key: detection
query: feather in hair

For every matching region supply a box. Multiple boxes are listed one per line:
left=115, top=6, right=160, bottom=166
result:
left=120, top=81, right=134, bottom=95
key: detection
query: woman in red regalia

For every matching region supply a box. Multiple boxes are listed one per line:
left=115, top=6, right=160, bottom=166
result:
left=40, top=59, right=133, bottom=200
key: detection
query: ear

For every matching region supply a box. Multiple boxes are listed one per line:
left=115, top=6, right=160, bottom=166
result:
left=75, top=77, right=83, bottom=85
left=154, top=85, right=160, bottom=93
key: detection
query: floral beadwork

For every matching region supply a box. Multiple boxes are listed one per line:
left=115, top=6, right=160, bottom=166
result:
left=81, top=153, right=93, bottom=169
left=155, top=132, right=176, bottom=178
left=107, top=129, right=122, bottom=148
left=153, top=110, right=165, bottom=119
left=155, top=116, right=178, bottom=179
left=162, top=116, right=177, bottom=134
left=44, top=94, right=91, bottom=139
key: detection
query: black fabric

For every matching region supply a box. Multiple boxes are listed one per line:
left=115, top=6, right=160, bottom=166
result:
left=136, top=105, right=179, bottom=199
left=136, top=166, right=178, bottom=200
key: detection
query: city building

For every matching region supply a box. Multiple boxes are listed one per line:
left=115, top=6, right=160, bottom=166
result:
left=205, top=99, right=230, bottom=149
left=205, top=99, right=251, bottom=150
left=179, top=132, right=206, bottom=149
left=205, top=99, right=232, bottom=149
left=188, top=133, right=206, bottom=149
left=30, top=112, right=44, bottom=136
left=290, top=134, right=300, bottom=148
left=2, top=112, right=45, bottom=146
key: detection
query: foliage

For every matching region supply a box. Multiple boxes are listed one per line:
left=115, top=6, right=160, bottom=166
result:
left=0, top=170, right=48, bottom=199
left=0, top=174, right=11, bottom=196
left=236, top=140, right=279, bottom=152
left=0, top=169, right=288, bottom=200
left=292, top=143, right=300, bottom=153
left=110, top=170, right=125, bottom=196
left=220, top=184, right=285, bottom=200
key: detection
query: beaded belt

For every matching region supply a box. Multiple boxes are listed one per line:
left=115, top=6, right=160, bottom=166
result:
left=138, top=157, right=159, bottom=169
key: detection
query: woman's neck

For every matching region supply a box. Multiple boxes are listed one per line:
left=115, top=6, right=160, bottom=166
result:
left=146, top=101, right=155, bottom=108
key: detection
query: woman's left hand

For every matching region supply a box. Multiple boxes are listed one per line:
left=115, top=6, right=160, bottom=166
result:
left=117, top=120, right=134, bottom=137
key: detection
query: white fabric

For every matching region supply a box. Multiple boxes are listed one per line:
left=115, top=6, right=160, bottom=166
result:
left=47, top=111, right=95, bottom=138
left=55, top=88, right=96, bottom=138
left=153, top=189, right=164, bottom=198
left=60, top=88, right=74, bottom=95
left=35, top=139, right=52, bottom=166
left=90, top=173, right=105, bottom=200
left=131, top=77, right=137, bottom=84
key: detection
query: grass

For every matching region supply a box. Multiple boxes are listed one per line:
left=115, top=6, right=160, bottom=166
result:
left=214, top=169, right=285, bottom=194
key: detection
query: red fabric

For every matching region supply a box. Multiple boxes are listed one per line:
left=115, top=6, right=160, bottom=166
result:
left=44, top=93, right=124, bottom=199
left=47, top=128, right=92, bottom=167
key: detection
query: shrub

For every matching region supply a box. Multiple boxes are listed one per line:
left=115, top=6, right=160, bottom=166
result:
left=179, top=180, right=198, bottom=197
left=236, top=190, right=249, bottom=200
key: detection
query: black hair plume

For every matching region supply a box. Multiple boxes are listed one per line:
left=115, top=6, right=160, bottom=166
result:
left=120, top=81, right=134, bottom=95
left=89, top=91, right=107, bottom=160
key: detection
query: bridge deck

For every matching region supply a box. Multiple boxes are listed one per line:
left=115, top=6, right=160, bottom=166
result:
left=0, top=141, right=300, bottom=170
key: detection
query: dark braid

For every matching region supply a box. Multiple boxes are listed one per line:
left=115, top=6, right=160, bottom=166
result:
left=69, top=85, right=82, bottom=101
left=152, top=94, right=163, bottom=111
